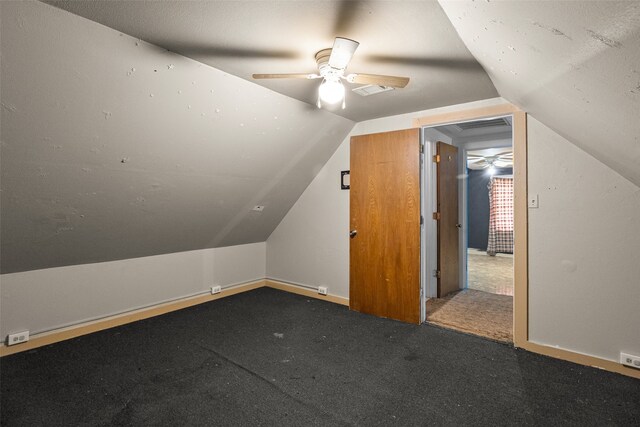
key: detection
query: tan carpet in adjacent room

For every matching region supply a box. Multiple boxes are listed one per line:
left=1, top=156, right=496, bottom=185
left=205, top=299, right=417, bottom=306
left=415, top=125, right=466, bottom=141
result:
left=467, top=248, right=513, bottom=296
left=426, top=289, right=513, bottom=343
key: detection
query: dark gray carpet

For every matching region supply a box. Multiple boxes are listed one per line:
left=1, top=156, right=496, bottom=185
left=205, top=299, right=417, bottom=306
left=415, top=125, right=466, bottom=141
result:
left=1, top=287, right=638, bottom=426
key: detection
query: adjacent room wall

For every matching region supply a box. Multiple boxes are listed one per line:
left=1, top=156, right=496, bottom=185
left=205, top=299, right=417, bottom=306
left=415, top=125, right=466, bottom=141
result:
left=267, top=100, right=640, bottom=364
left=467, top=167, right=512, bottom=250
left=0, top=243, right=265, bottom=339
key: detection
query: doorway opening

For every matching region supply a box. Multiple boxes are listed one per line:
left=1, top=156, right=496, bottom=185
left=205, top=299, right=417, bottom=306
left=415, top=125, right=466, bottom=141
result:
left=422, top=116, right=514, bottom=343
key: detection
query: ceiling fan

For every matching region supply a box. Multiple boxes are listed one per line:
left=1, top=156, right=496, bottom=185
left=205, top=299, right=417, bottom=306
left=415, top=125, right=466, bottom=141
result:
left=467, top=151, right=513, bottom=174
left=252, top=37, right=410, bottom=109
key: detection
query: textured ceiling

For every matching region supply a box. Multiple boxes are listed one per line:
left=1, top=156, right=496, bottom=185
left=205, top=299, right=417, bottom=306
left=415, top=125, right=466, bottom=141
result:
left=440, top=0, right=640, bottom=187
left=1, top=1, right=353, bottom=273
left=44, top=0, right=499, bottom=122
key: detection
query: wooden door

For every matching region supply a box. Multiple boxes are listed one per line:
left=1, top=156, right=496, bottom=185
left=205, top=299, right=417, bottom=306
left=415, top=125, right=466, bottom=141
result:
left=436, top=141, right=460, bottom=297
left=350, top=129, right=421, bottom=324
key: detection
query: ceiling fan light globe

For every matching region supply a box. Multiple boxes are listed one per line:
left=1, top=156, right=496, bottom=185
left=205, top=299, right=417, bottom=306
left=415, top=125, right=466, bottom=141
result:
left=319, top=80, right=345, bottom=104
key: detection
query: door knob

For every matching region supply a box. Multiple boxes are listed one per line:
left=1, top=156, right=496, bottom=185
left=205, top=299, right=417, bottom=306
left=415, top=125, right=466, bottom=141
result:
left=349, top=229, right=358, bottom=238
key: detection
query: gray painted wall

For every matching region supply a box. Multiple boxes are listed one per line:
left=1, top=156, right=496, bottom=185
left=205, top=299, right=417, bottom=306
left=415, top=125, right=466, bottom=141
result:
left=0, top=1, right=354, bottom=273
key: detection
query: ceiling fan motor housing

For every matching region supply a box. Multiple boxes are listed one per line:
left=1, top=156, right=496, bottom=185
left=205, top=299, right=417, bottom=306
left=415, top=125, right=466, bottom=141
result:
left=315, top=48, right=344, bottom=81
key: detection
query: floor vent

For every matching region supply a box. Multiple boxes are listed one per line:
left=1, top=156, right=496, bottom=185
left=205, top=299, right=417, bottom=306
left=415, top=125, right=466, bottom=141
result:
left=352, top=85, right=395, bottom=96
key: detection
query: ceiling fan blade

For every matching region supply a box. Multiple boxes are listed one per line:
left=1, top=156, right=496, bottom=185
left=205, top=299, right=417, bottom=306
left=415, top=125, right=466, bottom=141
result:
left=364, top=55, right=484, bottom=71
left=346, top=73, right=409, bottom=88
left=468, top=158, right=488, bottom=166
left=468, top=163, right=489, bottom=170
left=252, top=73, right=320, bottom=80
left=328, top=37, right=359, bottom=69
left=333, top=0, right=364, bottom=34
left=494, top=160, right=513, bottom=168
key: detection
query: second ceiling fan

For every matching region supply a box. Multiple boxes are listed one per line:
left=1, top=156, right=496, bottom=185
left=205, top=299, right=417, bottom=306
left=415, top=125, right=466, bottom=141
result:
left=253, top=37, right=410, bottom=109
left=467, top=151, right=513, bottom=174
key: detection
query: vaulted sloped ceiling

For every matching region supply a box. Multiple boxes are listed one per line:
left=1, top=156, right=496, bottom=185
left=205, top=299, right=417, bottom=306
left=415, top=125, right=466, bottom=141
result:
left=43, top=0, right=499, bottom=122
left=1, top=0, right=500, bottom=274
left=0, top=1, right=354, bottom=273
left=439, top=1, right=640, bottom=187
left=6, top=1, right=636, bottom=274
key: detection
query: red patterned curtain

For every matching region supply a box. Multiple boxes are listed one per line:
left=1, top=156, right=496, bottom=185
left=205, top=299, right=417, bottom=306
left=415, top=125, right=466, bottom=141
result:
left=487, top=177, right=514, bottom=255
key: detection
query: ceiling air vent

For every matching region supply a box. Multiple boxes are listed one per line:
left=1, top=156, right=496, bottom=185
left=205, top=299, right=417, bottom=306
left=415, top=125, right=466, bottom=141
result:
left=455, top=117, right=510, bottom=131
left=352, top=85, right=395, bottom=97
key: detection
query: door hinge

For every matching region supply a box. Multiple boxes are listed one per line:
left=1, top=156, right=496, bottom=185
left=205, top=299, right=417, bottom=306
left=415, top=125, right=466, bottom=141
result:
left=419, top=143, right=424, bottom=154
left=433, top=269, right=441, bottom=278
left=432, top=212, right=441, bottom=220
left=432, top=154, right=440, bottom=163
left=420, top=215, right=424, bottom=226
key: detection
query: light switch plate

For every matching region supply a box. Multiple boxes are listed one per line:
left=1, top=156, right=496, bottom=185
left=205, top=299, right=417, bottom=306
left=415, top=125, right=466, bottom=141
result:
left=528, top=194, right=539, bottom=208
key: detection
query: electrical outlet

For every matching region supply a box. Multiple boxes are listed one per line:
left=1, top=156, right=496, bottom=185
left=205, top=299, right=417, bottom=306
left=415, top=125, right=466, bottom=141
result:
left=7, top=331, right=29, bottom=346
left=211, top=285, right=221, bottom=295
left=318, top=286, right=328, bottom=296
left=620, top=352, right=640, bottom=369
left=528, top=194, right=539, bottom=208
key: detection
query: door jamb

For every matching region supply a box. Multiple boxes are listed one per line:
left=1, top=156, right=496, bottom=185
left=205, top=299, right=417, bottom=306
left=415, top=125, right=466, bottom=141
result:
left=413, top=104, right=528, bottom=347
left=419, top=130, right=426, bottom=323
